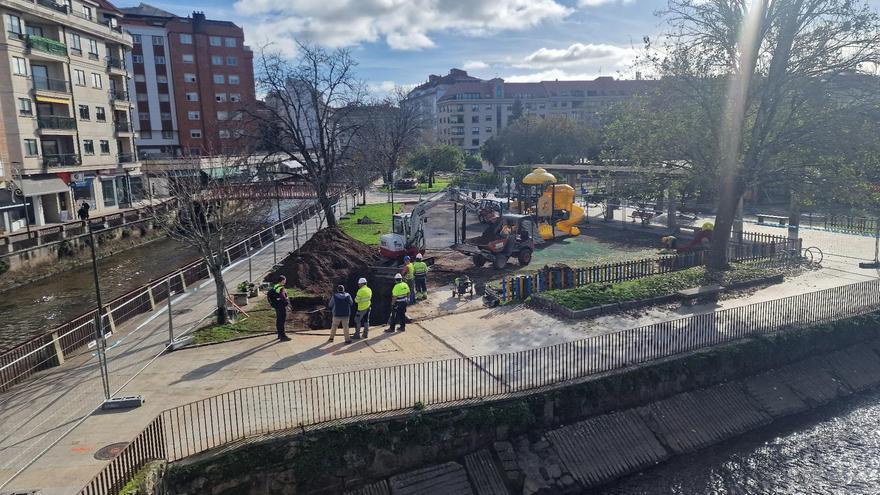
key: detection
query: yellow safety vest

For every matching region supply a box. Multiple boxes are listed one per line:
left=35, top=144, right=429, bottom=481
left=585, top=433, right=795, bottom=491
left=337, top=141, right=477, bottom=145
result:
left=413, top=261, right=428, bottom=275
left=392, top=281, right=411, bottom=298
left=355, top=285, right=372, bottom=311
left=404, top=262, right=415, bottom=280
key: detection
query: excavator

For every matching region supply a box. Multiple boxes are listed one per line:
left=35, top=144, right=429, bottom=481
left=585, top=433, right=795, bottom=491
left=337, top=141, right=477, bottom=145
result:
left=378, top=189, right=461, bottom=262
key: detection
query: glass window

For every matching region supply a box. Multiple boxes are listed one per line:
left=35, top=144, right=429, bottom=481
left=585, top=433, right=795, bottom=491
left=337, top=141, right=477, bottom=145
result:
left=229, top=93, right=241, bottom=102
left=160, top=112, right=171, bottom=120
left=179, top=33, right=192, bottom=44
left=79, top=105, right=90, bottom=120
left=216, top=111, right=228, bottom=120
left=211, top=55, right=223, bottom=65
left=101, top=180, right=116, bottom=207
left=215, top=93, right=227, bottom=102
left=218, top=129, right=230, bottom=139
left=75, top=69, right=86, bottom=86
left=190, top=129, right=202, bottom=138
left=472, top=115, right=479, bottom=123
left=187, top=111, right=200, bottom=120
left=186, top=92, right=198, bottom=101
left=224, top=37, right=236, bottom=47
left=91, top=73, right=102, bottom=88
left=486, top=127, right=492, bottom=133
left=81, top=6, right=92, bottom=20
left=18, top=98, right=32, bottom=115
left=154, top=56, right=165, bottom=64
left=209, top=36, right=221, bottom=46
left=184, top=73, right=196, bottom=83
left=132, top=55, right=144, bottom=64
left=139, top=112, right=150, bottom=120
left=136, top=93, right=148, bottom=101
left=99, top=140, right=110, bottom=154
left=182, top=54, right=194, bottom=63
left=95, top=107, right=106, bottom=121
left=134, top=74, right=145, bottom=82
left=226, top=56, right=237, bottom=65
left=70, top=33, right=81, bottom=52
left=24, top=139, right=38, bottom=156
left=161, top=130, right=173, bottom=139
left=156, top=75, right=167, bottom=83
left=140, top=130, right=151, bottom=138
left=212, top=74, right=224, bottom=84
left=158, top=93, right=170, bottom=102
left=132, top=34, right=141, bottom=44
left=228, top=75, right=239, bottom=85
left=12, top=57, right=26, bottom=75
left=6, top=14, right=22, bottom=37
left=83, top=139, right=94, bottom=155
left=471, top=138, right=479, bottom=146
left=232, top=110, right=242, bottom=120
left=152, top=35, right=163, bottom=45
left=88, top=39, right=98, bottom=56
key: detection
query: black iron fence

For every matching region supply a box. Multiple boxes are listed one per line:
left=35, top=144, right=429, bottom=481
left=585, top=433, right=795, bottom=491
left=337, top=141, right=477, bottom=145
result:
left=78, top=278, right=880, bottom=495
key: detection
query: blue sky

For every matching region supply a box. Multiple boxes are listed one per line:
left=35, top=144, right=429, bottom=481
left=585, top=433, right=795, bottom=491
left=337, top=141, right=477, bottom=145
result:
left=116, top=0, right=879, bottom=92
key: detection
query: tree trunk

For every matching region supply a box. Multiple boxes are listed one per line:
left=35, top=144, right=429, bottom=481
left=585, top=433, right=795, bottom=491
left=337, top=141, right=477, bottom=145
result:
left=788, top=191, right=800, bottom=242
left=707, top=181, right=744, bottom=270
left=427, top=171, right=434, bottom=188
left=318, top=192, right=338, bottom=227
left=210, top=264, right=228, bottom=325
left=666, top=188, right=678, bottom=231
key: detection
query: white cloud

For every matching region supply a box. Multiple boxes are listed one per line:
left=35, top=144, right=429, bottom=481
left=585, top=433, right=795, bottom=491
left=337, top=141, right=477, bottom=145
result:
left=516, top=42, right=636, bottom=69
left=577, top=0, right=633, bottom=6
left=235, top=0, right=573, bottom=51
left=463, top=60, right=489, bottom=70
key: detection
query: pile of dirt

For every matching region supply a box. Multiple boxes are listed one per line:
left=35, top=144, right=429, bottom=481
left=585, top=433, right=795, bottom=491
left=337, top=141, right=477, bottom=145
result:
left=356, top=216, right=378, bottom=225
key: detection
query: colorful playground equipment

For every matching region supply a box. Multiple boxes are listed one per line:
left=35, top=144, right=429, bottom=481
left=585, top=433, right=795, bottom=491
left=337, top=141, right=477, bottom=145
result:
left=519, top=167, right=585, bottom=240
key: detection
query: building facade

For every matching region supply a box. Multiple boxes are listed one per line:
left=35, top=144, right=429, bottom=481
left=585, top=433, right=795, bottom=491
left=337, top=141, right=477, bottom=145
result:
left=120, top=5, right=256, bottom=158
left=0, top=0, right=141, bottom=231
left=408, top=69, right=654, bottom=154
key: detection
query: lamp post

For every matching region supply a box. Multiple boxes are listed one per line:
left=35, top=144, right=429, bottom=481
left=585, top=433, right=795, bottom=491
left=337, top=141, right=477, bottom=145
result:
left=86, top=220, right=111, bottom=401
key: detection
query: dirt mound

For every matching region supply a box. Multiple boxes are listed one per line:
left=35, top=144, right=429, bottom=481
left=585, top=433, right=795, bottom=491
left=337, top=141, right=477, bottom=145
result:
left=357, top=216, right=378, bottom=225
left=266, top=227, right=380, bottom=297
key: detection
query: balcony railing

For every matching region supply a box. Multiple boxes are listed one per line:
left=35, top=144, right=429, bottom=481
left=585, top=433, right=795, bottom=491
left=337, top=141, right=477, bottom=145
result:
left=114, top=121, right=131, bottom=132
left=71, top=10, right=94, bottom=22
left=26, top=35, right=68, bottom=57
left=43, top=153, right=81, bottom=168
left=36, top=0, right=68, bottom=14
left=106, top=56, right=125, bottom=70
left=32, top=76, right=70, bottom=93
left=110, top=90, right=129, bottom=102
left=118, top=152, right=135, bottom=163
left=37, top=115, right=76, bottom=130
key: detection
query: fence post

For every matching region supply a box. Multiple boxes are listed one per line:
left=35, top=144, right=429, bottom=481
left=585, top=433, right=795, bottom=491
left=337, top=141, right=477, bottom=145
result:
left=51, top=331, right=65, bottom=365
left=179, top=272, right=187, bottom=290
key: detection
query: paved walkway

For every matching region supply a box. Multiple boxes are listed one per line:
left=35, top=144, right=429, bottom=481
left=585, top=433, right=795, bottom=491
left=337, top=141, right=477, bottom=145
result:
left=1, top=196, right=878, bottom=494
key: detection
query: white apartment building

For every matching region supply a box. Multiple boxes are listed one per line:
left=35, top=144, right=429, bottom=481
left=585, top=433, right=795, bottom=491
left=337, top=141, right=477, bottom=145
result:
left=0, top=0, right=140, bottom=232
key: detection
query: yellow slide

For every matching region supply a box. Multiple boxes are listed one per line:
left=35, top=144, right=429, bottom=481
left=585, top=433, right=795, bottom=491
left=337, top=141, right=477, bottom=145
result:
left=556, top=203, right=584, bottom=236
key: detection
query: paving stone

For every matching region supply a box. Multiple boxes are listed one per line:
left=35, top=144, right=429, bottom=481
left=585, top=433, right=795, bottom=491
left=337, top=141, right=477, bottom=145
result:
left=640, top=382, right=771, bottom=455
left=389, top=462, right=474, bottom=495
left=744, top=371, right=809, bottom=418
left=824, top=346, right=880, bottom=392
left=776, top=356, right=851, bottom=406
left=464, top=449, right=510, bottom=495
left=345, top=480, right=391, bottom=495
left=546, top=409, right=668, bottom=488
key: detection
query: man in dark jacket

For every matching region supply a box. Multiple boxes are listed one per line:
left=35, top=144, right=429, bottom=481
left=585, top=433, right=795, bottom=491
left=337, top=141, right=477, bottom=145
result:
left=327, top=284, right=353, bottom=344
left=271, top=276, right=291, bottom=342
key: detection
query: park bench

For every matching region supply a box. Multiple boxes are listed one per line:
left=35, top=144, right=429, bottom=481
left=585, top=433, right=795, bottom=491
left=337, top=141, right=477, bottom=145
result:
left=677, top=284, right=723, bottom=305
left=756, top=214, right=788, bottom=225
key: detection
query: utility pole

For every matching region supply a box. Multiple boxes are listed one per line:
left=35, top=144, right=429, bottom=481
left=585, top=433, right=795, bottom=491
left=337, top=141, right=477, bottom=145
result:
left=166, top=278, right=174, bottom=345
left=87, top=221, right=111, bottom=401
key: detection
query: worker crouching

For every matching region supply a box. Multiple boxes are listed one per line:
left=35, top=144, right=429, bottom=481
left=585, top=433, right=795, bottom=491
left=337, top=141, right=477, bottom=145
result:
left=413, top=253, right=429, bottom=301
left=386, top=273, right=410, bottom=333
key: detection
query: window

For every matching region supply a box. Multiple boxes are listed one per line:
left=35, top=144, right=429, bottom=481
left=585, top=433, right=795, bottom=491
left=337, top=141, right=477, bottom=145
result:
left=158, top=93, right=170, bottom=102
left=102, top=180, right=115, bottom=207
left=6, top=14, right=22, bottom=38
left=190, top=129, right=202, bottom=138
left=91, top=73, right=102, bottom=88
left=226, top=56, right=237, bottom=65
left=471, top=138, right=480, bottom=146
left=160, top=112, right=171, bottom=120
left=154, top=56, right=165, bottom=64
left=485, top=115, right=492, bottom=121
left=218, top=129, right=230, bottom=139
left=69, top=33, right=81, bottom=53
left=88, top=39, right=99, bottom=58
left=161, top=130, right=174, bottom=139
left=136, top=93, right=148, bottom=102
left=216, top=111, right=229, bottom=120
left=215, top=93, right=227, bottom=102
left=95, top=107, right=106, bottom=121
left=139, top=112, right=150, bottom=121
left=229, top=93, right=241, bottom=102
left=132, top=55, right=144, bottom=64
left=12, top=57, right=26, bottom=75
left=131, top=34, right=141, bottom=44
left=212, top=74, right=224, bottom=84
left=471, top=105, right=479, bottom=112
left=79, top=105, right=90, bottom=120
left=209, top=36, right=221, bottom=46
left=485, top=104, right=492, bottom=110
left=486, top=127, right=493, bottom=133
left=185, top=92, right=198, bottom=101
left=156, top=75, right=167, bottom=83
left=179, top=33, right=192, bottom=44
left=83, top=140, right=94, bottom=155
left=134, top=74, right=145, bottom=82
left=72, top=69, right=86, bottom=86
left=182, top=54, right=194, bottom=63
left=187, top=111, right=200, bottom=120
left=211, top=55, right=223, bottom=65
left=224, top=37, right=236, bottom=47
left=18, top=98, right=32, bottom=116
left=231, top=110, right=242, bottom=120
left=184, top=73, right=196, bottom=83
left=152, top=35, right=163, bottom=45
left=140, top=130, right=151, bottom=138
left=24, top=139, right=38, bottom=156
left=472, top=127, right=480, bottom=135
left=471, top=115, right=479, bottom=123
left=99, top=140, right=110, bottom=154
left=228, top=75, right=239, bottom=85
left=81, top=6, right=92, bottom=20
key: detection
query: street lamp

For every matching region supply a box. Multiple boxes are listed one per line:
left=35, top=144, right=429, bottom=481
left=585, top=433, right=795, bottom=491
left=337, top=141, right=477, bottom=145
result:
left=86, top=220, right=111, bottom=401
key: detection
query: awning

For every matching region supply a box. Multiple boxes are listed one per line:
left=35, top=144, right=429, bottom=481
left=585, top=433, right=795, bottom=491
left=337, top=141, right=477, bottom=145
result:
left=35, top=96, right=70, bottom=104
left=19, top=177, right=69, bottom=196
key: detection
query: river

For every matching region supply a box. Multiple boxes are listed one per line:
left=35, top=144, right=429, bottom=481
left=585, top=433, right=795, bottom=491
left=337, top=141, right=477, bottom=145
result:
left=598, top=389, right=880, bottom=494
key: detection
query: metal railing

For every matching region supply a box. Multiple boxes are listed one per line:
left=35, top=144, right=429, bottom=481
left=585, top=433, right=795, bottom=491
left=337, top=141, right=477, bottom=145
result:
left=26, top=34, right=68, bottom=56
left=78, top=278, right=880, bottom=494
left=42, top=153, right=81, bottom=168
left=118, top=152, right=135, bottom=163
left=110, top=90, right=129, bottom=102
left=37, top=115, right=76, bottom=130
left=114, top=121, right=131, bottom=133
left=106, top=56, right=125, bottom=70
left=36, top=0, right=68, bottom=13
left=32, top=76, right=70, bottom=93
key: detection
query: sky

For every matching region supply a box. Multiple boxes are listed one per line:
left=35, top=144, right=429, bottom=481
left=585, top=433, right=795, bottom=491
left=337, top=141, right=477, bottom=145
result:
left=115, top=0, right=879, bottom=93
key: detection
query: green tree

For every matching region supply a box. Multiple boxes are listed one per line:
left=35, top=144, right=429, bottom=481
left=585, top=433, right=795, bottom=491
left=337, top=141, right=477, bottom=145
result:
left=480, top=136, right=506, bottom=168
left=510, top=98, right=524, bottom=123
left=407, top=145, right=465, bottom=187
left=494, top=115, right=596, bottom=165
left=464, top=153, right=483, bottom=170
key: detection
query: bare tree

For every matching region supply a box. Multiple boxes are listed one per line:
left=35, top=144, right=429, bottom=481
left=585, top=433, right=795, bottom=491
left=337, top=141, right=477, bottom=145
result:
left=252, top=42, right=367, bottom=227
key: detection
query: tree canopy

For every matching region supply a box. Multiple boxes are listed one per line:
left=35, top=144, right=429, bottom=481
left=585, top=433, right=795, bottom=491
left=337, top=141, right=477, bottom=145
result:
left=407, top=145, right=465, bottom=187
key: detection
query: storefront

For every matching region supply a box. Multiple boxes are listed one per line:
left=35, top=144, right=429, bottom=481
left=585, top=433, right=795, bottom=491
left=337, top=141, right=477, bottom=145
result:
left=19, top=176, right=72, bottom=225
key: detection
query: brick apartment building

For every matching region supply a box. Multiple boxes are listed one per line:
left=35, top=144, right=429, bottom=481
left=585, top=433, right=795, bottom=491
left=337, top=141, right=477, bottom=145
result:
left=120, top=4, right=255, bottom=157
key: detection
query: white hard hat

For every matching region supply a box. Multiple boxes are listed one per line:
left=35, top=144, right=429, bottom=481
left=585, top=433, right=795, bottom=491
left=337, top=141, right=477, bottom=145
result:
left=358, top=277, right=367, bottom=284
left=394, top=273, right=402, bottom=280
left=416, top=253, right=423, bottom=260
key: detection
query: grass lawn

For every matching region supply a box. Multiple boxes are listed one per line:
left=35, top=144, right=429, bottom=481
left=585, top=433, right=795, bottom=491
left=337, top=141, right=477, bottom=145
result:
left=338, top=202, right=402, bottom=245
left=544, top=263, right=784, bottom=311
left=378, top=178, right=450, bottom=194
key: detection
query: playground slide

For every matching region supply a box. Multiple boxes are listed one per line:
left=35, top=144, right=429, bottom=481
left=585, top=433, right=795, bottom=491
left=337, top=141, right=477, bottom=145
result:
left=555, top=204, right=584, bottom=236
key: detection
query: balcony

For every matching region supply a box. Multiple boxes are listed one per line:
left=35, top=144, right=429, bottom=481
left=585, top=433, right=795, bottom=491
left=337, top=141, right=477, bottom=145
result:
left=36, top=0, right=68, bottom=14
left=118, top=152, right=135, bottom=163
left=114, top=121, right=132, bottom=132
left=43, top=153, right=81, bottom=168
left=37, top=116, right=76, bottom=130
left=26, top=35, right=68, bottom=57
left=106, top=56, right=126, bottom=71
left=110, top=90, right=130, bottom=102
left=32, top=76, right=70, bottom=93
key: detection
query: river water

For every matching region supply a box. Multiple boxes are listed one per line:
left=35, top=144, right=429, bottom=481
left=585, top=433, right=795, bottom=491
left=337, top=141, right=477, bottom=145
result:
left=598, top=389, right=880, bottom=494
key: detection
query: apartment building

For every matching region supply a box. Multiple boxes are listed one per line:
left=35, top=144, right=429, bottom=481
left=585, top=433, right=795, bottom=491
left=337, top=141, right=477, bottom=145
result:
left=0, top=0, right=140, bottom=232
left=408, top=69, right=655, bottom=154
left=120, top=5, right=256, bottom=158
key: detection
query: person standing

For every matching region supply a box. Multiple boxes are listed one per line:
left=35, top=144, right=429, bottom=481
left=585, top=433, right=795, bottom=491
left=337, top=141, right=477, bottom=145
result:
left=269, top=275, right=291, bottom=342
left=386, top=273, right=410, bottom=333
left=400, top=255, right=416, bottom=304
left=77, top=202, right=90, bottom=223
left=413, top=253, right=429, bottom=301
left=353, top=277, right=372, bottom=340
left=327, top=284, right=353, bottom=344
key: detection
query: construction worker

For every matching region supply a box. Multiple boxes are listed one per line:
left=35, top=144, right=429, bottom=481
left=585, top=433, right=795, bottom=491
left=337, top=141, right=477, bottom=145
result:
left=268, top=275, right=291, bottom=342
left=353, top=277, right=372, bottom=339
left=413, top=253, right=429, bottom=300
left=400, top=255, right=416, bottom=305
left=386, top=273, right=410, bottom=333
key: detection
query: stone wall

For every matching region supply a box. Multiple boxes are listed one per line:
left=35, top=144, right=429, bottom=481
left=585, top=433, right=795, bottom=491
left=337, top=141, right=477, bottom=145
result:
left=157, top=314, right=880, bottom=494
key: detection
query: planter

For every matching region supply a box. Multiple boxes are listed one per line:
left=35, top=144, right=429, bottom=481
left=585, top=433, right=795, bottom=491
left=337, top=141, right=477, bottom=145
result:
left=232, top=292, right=249, bottom=306
left=248, top=287, right=260, bottom=298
